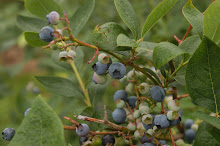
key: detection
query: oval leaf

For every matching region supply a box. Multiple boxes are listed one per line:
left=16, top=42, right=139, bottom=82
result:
left=17, top=15, right=48, bottom=32
left=35, top=76, right=83, bottom=98
left=153, top=42, right=189, bottom=69
left=136, top=41, right=157, bottom=61
left=70, top=0, right=95, bottom=36
left=117, top=34, right=139, bottom=48
left=142, top=0, right=178, bottom=38
left=186, top=36, right=220, bottom=114
left=92, top=22, right=128, bottom=51
left=25, top=0, right=63, bottom=19
left=9, top=96, right=66, bottom=146
left=206, top=124, right=220, bottom=144
left=203, top=0, right=220, bottom=42
left=182, top=0, right=203, bottom=38
left=194, top=122, right=220, bottom=146
left=24, top=32, right=48, bottom=47
left=114, top=0, right=140, bottom=40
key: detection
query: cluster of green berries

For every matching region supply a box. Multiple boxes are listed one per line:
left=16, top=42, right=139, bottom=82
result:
left=92, top=53, right=126, bottom=84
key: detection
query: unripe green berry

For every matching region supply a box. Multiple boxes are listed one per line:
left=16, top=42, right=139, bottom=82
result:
left=59, top=51, right=68, bottom=62
left=139, top=101, right=149, bottom=107
left=142, top=114, right=153, bottom=125
left=67, top=50, right=76, bottom=60
left=146, top=129, right=154, bottom=137
left=133, top=110, right=141, bottom=119
left=50, top=44, right=58, bottom=50
left=175, top=139, right=185, bottom=146
left=136, top=122, right=146, bottom=131
left=125, top=83, right=135, bottom=95
left=56, top=42, right=64, bottom=48
left=92, top=72, right=107, bottom=84
left=191, top=124, right=199, bottom=132
left=127, top=70, right=138, bottom=80
left=167, top=111, right=179, bottom=120
left=120, top=75, right=127, bottom=84
left=164, top=95, right=173, bottom=105
left=127, top=122, right=136, bottom=131
left=134, top=130, right=143, bottom=139
left=139, top=106, right=150, bottom=115
left=115, top=99, right=126, bottom=108
left=153, top=126, right=158, bottom=132
left=92, top=136, right=102, bottom=146
left=138, top=83, right=150, bottom=95
left=168, top=99, right=180, bottom=111
left=98, top=53, right=110, bottom=64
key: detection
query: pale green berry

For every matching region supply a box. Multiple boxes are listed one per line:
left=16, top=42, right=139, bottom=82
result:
left=127, top=114, right=135, bottom=121
left=98, top=53, right=110, bottom=64
left=167, top=111, right=179, bottom=120
left=67, top=50, right=76, bottom=60
left=127, top=122, right=136, bottom=131
left=92, top=72, right=107, bottom=84
left=138, top=83, right=150, bottom=95
left=127, top=70, right=138, bottom=80
left=142, top=114, right=153, bottom=125
left=175, top=139, right=185, bottom=146
left=56, top=42, right=64, bottom=48
left=139, top=106, right=150, bottom=115
left=139, top=101, right=149, bottom=107
left=59, top=51, right=68, bottom=62
left=133, top=110, right=141, bottom=119
left=164, top=95, right=173, bottom=105
left=137, top=122, right=146, bottom=131
left=153, top=126, right=158, bottom=132
left=134, top=130, right=143, bottom=139
left=120, top=75, right=127, bottom=84
left=125, top=83, right=135, bottom=95
left=115, top=99, right=126, bottom=108
left=168, top=99, right=180, bottom=111
left=191, top=124, right=199, bottom=132
left=146, top=129, right=154, bottom=137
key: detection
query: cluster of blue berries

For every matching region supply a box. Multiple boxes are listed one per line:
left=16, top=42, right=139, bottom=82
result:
left=92, top=53, right=126, bottom=84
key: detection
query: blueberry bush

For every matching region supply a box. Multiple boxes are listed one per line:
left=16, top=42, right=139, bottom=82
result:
left=1, top=0, right=220, bottom=145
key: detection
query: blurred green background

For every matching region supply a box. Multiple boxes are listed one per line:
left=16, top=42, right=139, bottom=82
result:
left=0, top=0, right=211, bottom=145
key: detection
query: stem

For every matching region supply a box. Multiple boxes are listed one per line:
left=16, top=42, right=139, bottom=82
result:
left=169, top=61, right=188, bottom=80
left=69, top=60, right=91, bottom=106
left=168, top=128, right=176, bottom=146
left=181, top=25, right=193, bottom=42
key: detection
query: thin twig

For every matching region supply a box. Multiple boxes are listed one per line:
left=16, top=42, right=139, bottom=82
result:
left=168, top=128, right=176, bottom=146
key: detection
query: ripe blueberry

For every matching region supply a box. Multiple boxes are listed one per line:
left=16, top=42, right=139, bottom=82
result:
left=127, top=96, right=137, bottom=109
left=107, top=57, right=112, bottom=69
left=150, top=85, right=165, bottom=102
left=2, top=128, right=15, bottom=141
left=113, top=90, right=128, bottom=101
left=102, top=134, right=115, bottom=146
left=154, top=114, right=170, bottom=129
left=76, top=124, right=90, bottom=137
left=92, top=62, right=108, bottom=75
left=112, top=108, right=126, bottom=124
left=140, top=135, right=154, bottom=144
left=184, top=119, right=194, bottom=129
left=24, top=108, right=31, bottom=117
left=184, top=129, right=196, bottom=143
left=108, top=63, right=126, bottom=79
left=39, top=26, right=54, bottom=42
left=46, top=11, right=60, bottom=25
left=169, top=111, right=182, bottom=126
left=142, top=122, right=155, bottom=131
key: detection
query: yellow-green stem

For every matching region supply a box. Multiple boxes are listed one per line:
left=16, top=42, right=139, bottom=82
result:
left=69, top=60, right=91, bottom=106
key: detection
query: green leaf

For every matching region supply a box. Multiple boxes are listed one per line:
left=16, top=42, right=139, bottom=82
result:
left=24, top=32, right=48, bottom=47
left=141, top=0, right=178, bottom=38
left=17, top=15, right=48, bottom=32
left=196, top=111, right=220, bottom=130
left=173, top=66, right=187, bottom=86
left=143, top=68, right=161, bottom=84
left=70, top=0, right=95, bottom=36
left=114, top=0, right=140, bottom=40
left=153, top=42, right=189, bottom=69
left=35, top=76, right=83, bottom=98
left=117, top=34, right=139, bottom=48
left=194, top=122, right=220, bottom=146
left=203, top=0, right=220, bottom=42
left=185, top=36, right=220, bottom=114
left=206, top=123, right=220, bottom=143
left=92, top=22, right=128, bottom=51
left=9, top=96, right=66, bottom=146
left=182, top=0, right=203, bottom=38
left=25, top=0, right=63, bottom=19
left=136, top=41, right=157, bottom=61
left=179, top=35, right=201, bottom=62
